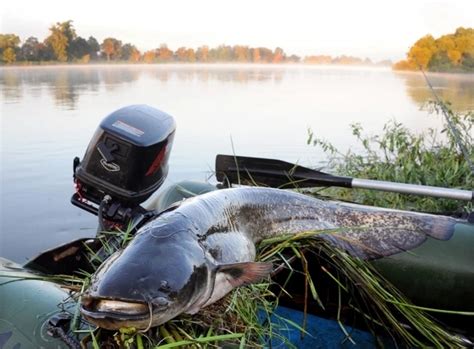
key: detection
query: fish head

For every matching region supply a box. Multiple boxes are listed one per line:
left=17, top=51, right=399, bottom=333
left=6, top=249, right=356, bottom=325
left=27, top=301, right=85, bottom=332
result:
left=80, top=225, right=212, bottom=330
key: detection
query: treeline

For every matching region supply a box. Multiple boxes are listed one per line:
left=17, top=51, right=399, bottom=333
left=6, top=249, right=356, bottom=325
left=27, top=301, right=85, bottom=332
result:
left=304, top=55, right=390, bottom=66
left=0, top=20, right=387, bottom=66
left=0, top=21, right=302, bottom=64
left=393, top=27, right=474, bottom=72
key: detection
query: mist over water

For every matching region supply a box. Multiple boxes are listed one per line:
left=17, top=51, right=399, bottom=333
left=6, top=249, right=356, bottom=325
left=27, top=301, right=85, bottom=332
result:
left=1, top=64, right=473, bottom=262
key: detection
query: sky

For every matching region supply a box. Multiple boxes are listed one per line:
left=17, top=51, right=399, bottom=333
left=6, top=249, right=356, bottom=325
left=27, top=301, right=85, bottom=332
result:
left=1, top=0, right=473, bottom=61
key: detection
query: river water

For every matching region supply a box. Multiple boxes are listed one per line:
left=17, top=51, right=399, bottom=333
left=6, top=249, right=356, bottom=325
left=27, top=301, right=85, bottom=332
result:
left=1, top=64, right=473, bottom=263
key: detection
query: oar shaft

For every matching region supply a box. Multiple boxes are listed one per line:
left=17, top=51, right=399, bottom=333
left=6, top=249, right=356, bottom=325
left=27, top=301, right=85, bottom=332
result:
left=352, top=178, right=473, bottom=201
left=215, top=155, right=473, bottom=201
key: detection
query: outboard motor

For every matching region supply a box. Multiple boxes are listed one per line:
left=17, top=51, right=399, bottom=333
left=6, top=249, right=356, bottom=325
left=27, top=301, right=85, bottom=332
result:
left=25, top=104, right=176, bottom=275
left=71, top=104, right=176, bottom=228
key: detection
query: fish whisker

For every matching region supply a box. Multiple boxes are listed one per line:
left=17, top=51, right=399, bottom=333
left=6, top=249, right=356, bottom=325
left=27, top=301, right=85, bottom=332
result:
left=140, top=301, right=154, bottom=333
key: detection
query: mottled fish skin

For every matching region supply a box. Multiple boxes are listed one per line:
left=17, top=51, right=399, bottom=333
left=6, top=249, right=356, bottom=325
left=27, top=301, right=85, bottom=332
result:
left=176, top=187, right=456, bottom=259
left=81, top=187, right=457, bottom=329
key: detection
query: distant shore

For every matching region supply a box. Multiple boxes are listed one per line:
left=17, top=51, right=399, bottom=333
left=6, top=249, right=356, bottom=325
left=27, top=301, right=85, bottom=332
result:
left=1, top=60, right=391, bottom=66
left=0, top=62, right=392, bottom=69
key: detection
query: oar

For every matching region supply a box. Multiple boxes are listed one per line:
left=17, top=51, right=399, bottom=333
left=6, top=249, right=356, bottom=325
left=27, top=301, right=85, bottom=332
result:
left=215, top=154, right=473, bottom=201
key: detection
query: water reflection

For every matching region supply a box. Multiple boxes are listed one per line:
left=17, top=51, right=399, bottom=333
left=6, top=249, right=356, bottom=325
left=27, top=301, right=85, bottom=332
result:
left=151, top=69, right=170, bottom=82
left=0, top=66, right=139, bottom=109
left=1, top=70, right=22, bottom=101
left=1, top=66, right=290, bottom=109
left=2, top=65, right=473, bottom=111
left=102, top=67, right=141, bottom=92
left=143, top=65, right=285, bottom=83
left=395, top=72, right=474, bottom=112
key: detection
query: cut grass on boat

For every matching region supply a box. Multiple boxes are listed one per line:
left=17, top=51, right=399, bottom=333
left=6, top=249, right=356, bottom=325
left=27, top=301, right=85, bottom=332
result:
left=67, top=225, right=471, bottom=348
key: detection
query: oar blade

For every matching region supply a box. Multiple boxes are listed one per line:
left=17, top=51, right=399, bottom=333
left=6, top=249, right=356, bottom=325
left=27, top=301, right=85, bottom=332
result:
left=215, top=154, right=352, bottom=188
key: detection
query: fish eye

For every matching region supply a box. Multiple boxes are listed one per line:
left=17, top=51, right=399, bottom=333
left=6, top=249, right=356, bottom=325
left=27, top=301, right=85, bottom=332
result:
left=159, top=280, right=170, bottom=291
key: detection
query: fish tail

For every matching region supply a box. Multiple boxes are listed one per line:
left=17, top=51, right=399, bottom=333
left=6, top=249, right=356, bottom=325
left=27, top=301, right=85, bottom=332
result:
left=335, top=206, right=458, bottom=242
left=320, top=208, right=459, bottom=259
left=422, top=214, right=456, bottom=241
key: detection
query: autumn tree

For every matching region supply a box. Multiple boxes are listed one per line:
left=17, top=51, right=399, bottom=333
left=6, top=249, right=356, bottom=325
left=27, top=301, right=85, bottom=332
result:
left=258, top=47, right=274, bottom=63
left=454, top=28, right=474, bottom=52
left=455, top=27, right=474, bottom=69
left=121, top=43, right=140, bottom=62
left=0, top=34, right=20, bottom=63
left=101, top=37, right=122, bottom=61
left=45, top=20, right=76, bottom=62
left=0, top=34, right=20, bottom=50
left=273, top=47, right=285, bottom=63
left=216, top=45, right=232, bottom=61
left=251, top=48, right=261, bottom=63
left=196, top=45, right=209, bottom=62
left=130, top=47, right=141, bottom=62
left=208, top=47, right=218, bottom=62
left=394, top=27, right=474, bottom=72
left=453, top=27, right=474, bottom=65
left=408, top=35, right=437, bottom=69
left=437, top=34, right=456, bottom=52
left=143, top=50, right=156, bottom=63
left=175, top=47, right=188, bottom=62
left=233, top=45, right=250, bottom=62
left=187, top=48, right=196, bottom=62
left=2, top=48, right=16, bottom=63
left=156, top=44, right=173, bottom=62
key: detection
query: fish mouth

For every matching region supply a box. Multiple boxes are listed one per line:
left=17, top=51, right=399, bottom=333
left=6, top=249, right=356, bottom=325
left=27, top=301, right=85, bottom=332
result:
left=80, top=297, right=151, bottom=330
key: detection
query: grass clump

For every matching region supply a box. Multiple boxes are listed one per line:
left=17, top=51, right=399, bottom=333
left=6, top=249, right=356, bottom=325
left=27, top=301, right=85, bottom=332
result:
left=258, top=231, right=469, bottom=347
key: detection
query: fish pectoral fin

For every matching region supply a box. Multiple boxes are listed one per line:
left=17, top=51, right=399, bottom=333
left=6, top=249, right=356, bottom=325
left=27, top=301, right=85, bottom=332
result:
left=217, top=261, right=273, bottom=287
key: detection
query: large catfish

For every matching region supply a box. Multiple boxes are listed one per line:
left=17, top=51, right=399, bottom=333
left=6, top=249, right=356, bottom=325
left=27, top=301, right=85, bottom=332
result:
left=80, top=187, right=456, bottom=330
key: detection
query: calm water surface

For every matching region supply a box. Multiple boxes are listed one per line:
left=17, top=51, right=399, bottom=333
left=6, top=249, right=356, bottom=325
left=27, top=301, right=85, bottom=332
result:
left=1, top=64, right=473, bottom=262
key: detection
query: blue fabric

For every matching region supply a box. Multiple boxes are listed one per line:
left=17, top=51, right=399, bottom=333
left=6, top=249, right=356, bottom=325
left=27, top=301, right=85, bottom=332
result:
left=261, top=306, right=389, bottom=348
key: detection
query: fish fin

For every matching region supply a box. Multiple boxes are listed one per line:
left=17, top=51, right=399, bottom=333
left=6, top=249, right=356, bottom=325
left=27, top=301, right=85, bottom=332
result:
left=189, top=262, right=273, bottom=312
left=217, top=262, right=273, bottom=287
left=426, top=216, right=456, bottom=240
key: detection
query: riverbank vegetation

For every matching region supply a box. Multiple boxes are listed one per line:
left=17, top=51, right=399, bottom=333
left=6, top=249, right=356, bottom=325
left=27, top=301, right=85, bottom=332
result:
left=308, top=101, right=473, bottom=214
left=393, top=27, right=474, bottom=72
left=0, top=20, right=388, bottom=66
